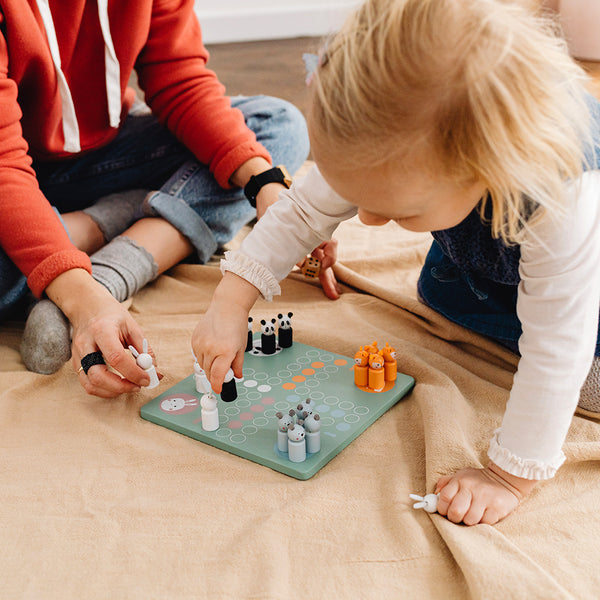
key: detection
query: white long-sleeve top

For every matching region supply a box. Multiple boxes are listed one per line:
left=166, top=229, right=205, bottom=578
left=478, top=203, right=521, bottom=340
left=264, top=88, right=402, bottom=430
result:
left=222, top=165, right=600, bottom=479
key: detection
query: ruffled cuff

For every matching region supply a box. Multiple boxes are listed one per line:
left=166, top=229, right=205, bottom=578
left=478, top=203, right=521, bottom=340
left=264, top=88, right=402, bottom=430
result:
left=220, top=250, right=281, bottom=301
left=487, top=429, right=565, bottom=480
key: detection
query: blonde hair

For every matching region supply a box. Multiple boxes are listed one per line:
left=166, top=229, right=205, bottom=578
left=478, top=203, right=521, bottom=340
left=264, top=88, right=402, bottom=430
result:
left=310, top=0, right=593, bottom=242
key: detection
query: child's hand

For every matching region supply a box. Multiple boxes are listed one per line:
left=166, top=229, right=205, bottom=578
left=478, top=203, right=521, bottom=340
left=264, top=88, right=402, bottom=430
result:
left=191, top=304, right=247, bottom=394
left=315, top=239, right=341, bottom=300
left=435, top=463, right=537, bottom=525
left=191, top=272, right=260, bottom=394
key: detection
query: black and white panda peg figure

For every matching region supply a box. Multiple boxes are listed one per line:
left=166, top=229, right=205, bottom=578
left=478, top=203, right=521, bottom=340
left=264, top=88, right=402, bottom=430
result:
left=260, top=318, right=277, bottom=355
left=245, top=317, right=254, bottom=352
left=221, top=368, right=238, bottom=402
left=277, top=312, right=293, bottom=349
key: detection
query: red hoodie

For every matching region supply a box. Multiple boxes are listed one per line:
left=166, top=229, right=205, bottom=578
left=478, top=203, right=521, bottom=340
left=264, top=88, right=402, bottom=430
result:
left=0, top=0, right=270, bottom=297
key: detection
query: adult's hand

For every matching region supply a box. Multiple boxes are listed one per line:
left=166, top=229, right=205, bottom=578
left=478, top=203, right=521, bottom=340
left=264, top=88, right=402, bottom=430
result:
left=45, top=269, right=155, bottom=398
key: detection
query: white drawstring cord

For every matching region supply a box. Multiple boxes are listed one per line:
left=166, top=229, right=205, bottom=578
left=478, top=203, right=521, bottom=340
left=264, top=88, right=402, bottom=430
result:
left=35, top=0, right=81, bottom=153
left=35, top=0, right=122, bottom=152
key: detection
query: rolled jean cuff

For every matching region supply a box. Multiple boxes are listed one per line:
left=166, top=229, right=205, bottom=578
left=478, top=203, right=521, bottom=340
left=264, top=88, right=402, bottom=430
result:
left=145, top=191, right=218, bottom=264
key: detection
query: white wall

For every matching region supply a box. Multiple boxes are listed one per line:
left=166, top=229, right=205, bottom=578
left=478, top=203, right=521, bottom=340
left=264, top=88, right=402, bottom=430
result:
left=195, top=0, right=360, bottom=44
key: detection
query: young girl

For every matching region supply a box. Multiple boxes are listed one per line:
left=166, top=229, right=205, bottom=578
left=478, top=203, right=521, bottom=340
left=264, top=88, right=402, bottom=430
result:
left=192, top=0, right=600, bottom=525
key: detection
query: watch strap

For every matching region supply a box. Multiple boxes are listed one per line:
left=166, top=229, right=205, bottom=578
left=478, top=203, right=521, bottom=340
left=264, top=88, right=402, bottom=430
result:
left=244, top=165, right=292, bottom=208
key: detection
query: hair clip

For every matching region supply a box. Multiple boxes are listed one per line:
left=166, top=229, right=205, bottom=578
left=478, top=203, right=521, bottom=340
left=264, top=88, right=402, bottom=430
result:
left=302, top=44, right=330, bottom=86
left=302, top=53, right=319, bottom=85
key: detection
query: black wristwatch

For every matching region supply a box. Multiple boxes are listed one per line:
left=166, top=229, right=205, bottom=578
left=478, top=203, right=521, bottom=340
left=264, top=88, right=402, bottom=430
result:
left=244, top=165, right=292, bottom=208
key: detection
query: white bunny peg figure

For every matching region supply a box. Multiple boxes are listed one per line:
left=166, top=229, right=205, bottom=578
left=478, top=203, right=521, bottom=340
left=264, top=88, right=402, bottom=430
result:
left=129, top=339, right=159, bottom=389
left=409, top=493, right=439, bottom=514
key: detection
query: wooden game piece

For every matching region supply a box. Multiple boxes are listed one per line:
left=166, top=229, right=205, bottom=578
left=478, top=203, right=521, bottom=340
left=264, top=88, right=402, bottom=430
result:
left=303, top=413, right=321, bottom=454
left=200, top=392, right=219, bottom=432
left=382, top=343, right=397, bottom=382
left=409, top=493, right=439, bottom=513
left=277, top=312, right=293, bottom=348
left=300, top=255, right=321, bottom=278
left=353, top=347, right=369, bottom=387
left=260, top=318, right=277, bottom=355
left=302, top=398, right=314, bottom=415
left=287, top=423, right=306, bottom=463
left=368, top=352, right=385, bottom=392
left=220, top=368, right=238, bottom=402
left=300, top=398, right=315, bottom=418
left=364, top=341, right=379, bottom=355
left=246, top=317, right=254, bottom=352
left=276, top=410, right=296, bottom=452
left=192, top=354, right=213, bottom=395
left=129, top=338, right=159, bottom=388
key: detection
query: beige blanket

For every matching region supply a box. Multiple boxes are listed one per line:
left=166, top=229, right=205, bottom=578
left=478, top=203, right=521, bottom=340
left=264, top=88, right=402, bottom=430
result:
left=2, top=215, right=600, bottom=599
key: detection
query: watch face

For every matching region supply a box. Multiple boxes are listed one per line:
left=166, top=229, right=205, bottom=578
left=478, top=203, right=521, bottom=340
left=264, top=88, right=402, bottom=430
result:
left=277, top=165, right=292, bottom=188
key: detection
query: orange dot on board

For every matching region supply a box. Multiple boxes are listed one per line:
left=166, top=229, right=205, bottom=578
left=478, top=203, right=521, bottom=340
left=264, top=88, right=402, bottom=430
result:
left=292, top=375, right=306, bottom=383
left=302, top=368, right=315, bottom=376
left=282, top=382, right=296, bottom=390
left=334, top=359, right=347, bottom=366
left=311, top=361, right=325, bottom=369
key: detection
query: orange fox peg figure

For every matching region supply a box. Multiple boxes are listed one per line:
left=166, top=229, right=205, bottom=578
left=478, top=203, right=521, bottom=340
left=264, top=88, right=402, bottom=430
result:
left=368, top=352, right=385, bottom=392
left=353, top=346, right=369, bottom=387
left=364, top=341, right=379, bottom=355
left=381, top=343, right=397, bottom=382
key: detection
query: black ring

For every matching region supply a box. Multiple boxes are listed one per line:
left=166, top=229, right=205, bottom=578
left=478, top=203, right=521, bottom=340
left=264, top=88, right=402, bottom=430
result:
left=80, top=351, right=105, bottom=375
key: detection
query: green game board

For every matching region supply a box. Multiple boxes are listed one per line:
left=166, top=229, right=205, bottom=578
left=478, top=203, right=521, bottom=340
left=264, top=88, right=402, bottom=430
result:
left=141, top=340, right=414, bottom=480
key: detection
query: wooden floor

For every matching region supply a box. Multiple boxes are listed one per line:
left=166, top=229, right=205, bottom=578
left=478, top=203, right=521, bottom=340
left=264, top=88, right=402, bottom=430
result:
left=205, top=37, right=322, bottom=119
left=206, top=37, right=600, bottom=112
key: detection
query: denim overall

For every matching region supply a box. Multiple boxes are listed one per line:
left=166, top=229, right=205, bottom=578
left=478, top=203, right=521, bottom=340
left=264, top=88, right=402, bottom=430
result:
left=418, top=96, right=600, bottom=356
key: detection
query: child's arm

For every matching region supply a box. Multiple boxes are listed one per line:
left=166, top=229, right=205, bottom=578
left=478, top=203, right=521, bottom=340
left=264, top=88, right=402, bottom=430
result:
left=225, top=164, right=357, bottom=300
left=230, top=158, right=341, bottom=300
left=192, top=165, right=357, bottom=391
left=436, top=171, right=600, bottom=525
left=192, top=272, right=260, bottom=393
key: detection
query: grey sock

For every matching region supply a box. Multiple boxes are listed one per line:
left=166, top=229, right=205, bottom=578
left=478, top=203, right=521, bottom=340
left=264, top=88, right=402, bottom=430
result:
left=20, top=299, right=72, bottom=374
left=83, top=189, right=150, bottom=242
left=91, top=235, right=159, bottom=302
left=579, top=356, right=600, bottom=412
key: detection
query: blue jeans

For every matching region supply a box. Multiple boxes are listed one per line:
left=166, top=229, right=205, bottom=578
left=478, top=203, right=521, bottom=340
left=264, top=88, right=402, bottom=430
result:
left=0, top=95, right=309, bottom=320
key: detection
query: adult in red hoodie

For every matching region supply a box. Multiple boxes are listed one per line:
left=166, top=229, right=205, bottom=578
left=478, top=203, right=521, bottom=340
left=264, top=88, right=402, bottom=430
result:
left=0, top=0, right=310, bottom=396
